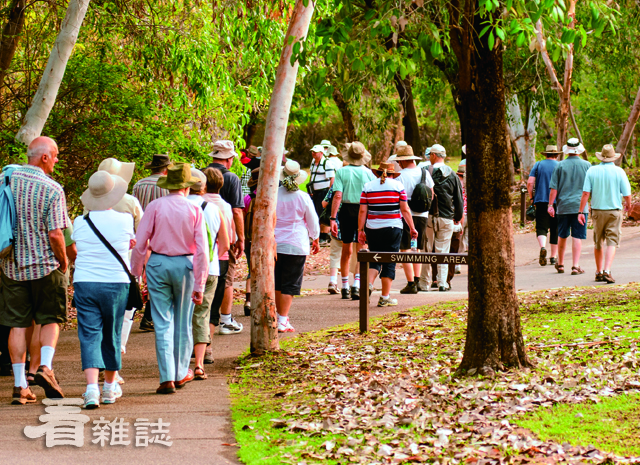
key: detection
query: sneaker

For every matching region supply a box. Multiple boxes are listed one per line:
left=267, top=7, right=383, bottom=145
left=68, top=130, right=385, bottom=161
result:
left=219, top=318, right=243, bottom=335
left=34, top=365, right=64, bottom=399
left=115, top=372, right=125, bottom=385
left=139, top=317, right=154, bottom=332
left=243, top=304, right=251, bottom=317
left=539, top=247, right=547, bottom=266
left=82, top=389, right=100, bottom=409
left=439, top=285, right=451, bottom=292
left=341, top=287, right=351, bottom=299
left=431, top=282, right=438, bottom=289
left=602, top=271, right=615, bottom=284
left=549, top=257, right=557, bottom=265
left=11, top=386, right=36, bottom=405
left=101, top=383, right=122, bottom=404
left=377, top=296, right=398, bottom=307
left=277, top=318, right=295, bottom=333
left=454, top=265, right=461, bottom=274
left=327, top=282, right=338, bottom=295
left=400, top=282, right=418, bottom=294
left=351, top=286, right=360, bottom=300
left=204, top=346, right=215, bottom=364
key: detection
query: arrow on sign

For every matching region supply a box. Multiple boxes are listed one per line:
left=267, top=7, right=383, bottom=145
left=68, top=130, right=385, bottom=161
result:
left=373, top=253, right=381, bottom=262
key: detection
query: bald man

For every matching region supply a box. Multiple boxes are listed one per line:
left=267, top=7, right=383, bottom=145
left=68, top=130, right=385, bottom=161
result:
left=1, top=136, right=70, bottom=404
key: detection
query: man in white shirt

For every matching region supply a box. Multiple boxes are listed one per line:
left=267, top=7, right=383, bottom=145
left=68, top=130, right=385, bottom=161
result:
left=395, top=145, right=435, bottom=294
left=309, top=145, right=335, bottom=246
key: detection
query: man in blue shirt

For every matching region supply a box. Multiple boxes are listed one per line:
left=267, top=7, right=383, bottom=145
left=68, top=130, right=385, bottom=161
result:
left=578, top=144, right=632, bottom=284
left=527, top=145, right=561, bottom=266
left=547, top=138, right=592, bottom=275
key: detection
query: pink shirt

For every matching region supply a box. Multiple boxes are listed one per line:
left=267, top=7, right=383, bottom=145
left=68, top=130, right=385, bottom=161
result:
left=131, top=193, right=209, bottom=292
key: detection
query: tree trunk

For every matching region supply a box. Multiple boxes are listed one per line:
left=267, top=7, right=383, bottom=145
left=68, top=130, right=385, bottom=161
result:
left=15, top=0, right=90, bottom=145
left=250, top=0, right=314, bottom=356
left=506, top=95, right=538, bottom=178
left=332, top=87, right=356, bottom=141
left=454, top=5, right=532, bottom=375
left=614, top=85, right=640, bottom=167
left=0, top=0, right=27, bottom=90
left=394, top=74, right=423, bottom=156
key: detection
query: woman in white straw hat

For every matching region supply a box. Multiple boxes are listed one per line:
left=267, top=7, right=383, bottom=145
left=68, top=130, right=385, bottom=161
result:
left=274, top=160, right=321, bottom=332
left=96, top=158, right=144, bottom=231
left=73, top=171, right=135, bottom=408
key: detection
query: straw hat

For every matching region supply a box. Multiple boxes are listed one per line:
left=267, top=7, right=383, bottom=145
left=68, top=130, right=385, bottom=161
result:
left=208, top=140, right=236, bottom=159
left=144, top=154, right=171, bottom=170
left=248, top=168, right=260, bottom=189
left=190, top=168, right=206, bottom=191
left=393, top=145, right=421, bottom=162
left=542, top=145, right=563, bottom=156
left=342, top=141, right=371, bottom=166
left=563, top=138, right=585, bottom=155
left=372, top=161, right=400, bottom=179
left=280, top=160, right=308, bottom=185
left=595, top=144, right=621, bottom=163
left=247, top=145, right=260, bottom=157
left=157, top=163, right=197, bottom=190
left=98, top=158, right=135, bottom=185
left=81, top=171, right=128, bottom=211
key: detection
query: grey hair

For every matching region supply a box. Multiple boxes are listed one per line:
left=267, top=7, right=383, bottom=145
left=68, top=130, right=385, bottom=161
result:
left=27, top=137, right=57, bottom=160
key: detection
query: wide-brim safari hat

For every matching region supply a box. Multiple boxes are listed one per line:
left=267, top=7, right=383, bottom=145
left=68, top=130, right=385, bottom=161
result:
left=248, top=168, right=260, bottom=188
left=81, top=171, right=128, bottom=211
left=280, top=160, right=308, bottom=185
left=326, top=145, right=340, bottom=157
left=98, top=158, right=135, bottom=185
left=542, top=145, right=563, bottom=156
left=563, top=138, right=585, bottom=155
left=157, top=163, right=197, bottom=190
left=342, top=141, right=371, bottom=166
left=596, top=144, right=621, bottom=163
left=311, top=144, right=325, bottom=154
left=393, top=145, right=421, bottom=162
left=372, top=161, right=400, bottom=179
left=144, top=154, right=172, bottom=170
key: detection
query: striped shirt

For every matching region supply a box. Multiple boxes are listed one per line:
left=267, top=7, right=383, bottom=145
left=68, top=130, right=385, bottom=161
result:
left=1, top=165, right=70, bottom=281
left=132, top=174, right=169, bottom=211
left=309, top=156, right=335, bottom=191
left=240, top=165, right=251, bottom=196
left=360, top=178, right=407, bottom=229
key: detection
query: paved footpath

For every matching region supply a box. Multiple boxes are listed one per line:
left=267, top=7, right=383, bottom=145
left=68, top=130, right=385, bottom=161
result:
left=1, top=228, right=639, bottom=464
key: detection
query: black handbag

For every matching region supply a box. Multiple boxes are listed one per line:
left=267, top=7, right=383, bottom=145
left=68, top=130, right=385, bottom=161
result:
left=84, top=214, right=143, bottom=310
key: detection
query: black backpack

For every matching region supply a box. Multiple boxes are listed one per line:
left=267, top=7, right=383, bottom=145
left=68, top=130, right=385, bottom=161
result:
left=407, top=167, right=433, bottom=213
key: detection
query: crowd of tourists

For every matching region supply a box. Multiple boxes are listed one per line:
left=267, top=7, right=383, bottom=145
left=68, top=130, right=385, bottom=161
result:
left=528, top=138, right=631, bottom=283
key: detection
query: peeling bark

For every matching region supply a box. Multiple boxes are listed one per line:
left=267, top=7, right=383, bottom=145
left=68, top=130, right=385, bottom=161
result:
left=250, top=0, right=314, bottom=356
left=0, top=0, right=27, bottom=90
left=506, top=95, right=538, bottom=178
left=614, top=85, right=640, bottom=167
left=555, top=0, right=577, bottom=151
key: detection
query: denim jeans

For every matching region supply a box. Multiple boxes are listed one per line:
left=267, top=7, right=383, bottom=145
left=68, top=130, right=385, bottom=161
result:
left=146, top=254, right=195, bottom=383
left=75, top=281, right=128, bottom=371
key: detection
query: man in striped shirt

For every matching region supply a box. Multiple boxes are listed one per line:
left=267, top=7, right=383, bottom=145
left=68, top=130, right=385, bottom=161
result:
left=309, top=145, right=335, bottom=246
left=132, top=154, right=171, bottom=211
left=132, top=154, right=172, bottom=331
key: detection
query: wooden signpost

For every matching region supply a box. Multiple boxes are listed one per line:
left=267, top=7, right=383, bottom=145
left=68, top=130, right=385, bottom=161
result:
left=357, top=251, right=469, bottom=334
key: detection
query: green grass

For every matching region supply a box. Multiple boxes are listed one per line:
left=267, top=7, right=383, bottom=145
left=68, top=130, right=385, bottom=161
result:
left=518, top=394, right=640, bottom=457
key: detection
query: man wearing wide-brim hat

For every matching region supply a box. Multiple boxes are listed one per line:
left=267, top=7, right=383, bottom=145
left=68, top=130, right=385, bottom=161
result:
left=131, top=163, right=210, bottom=394
left=394, top=145, right=435, bottom=294
left=330, top=141, right=376, bottom=300
left=527, top=144, right=561, bottom=268
left=547, top=138, right=592, bottom=276
left=578, top=144, right=632, bottom=284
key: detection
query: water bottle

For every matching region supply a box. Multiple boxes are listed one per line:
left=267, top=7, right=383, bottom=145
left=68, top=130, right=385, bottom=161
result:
left=410, top=238, right=418, bottom=251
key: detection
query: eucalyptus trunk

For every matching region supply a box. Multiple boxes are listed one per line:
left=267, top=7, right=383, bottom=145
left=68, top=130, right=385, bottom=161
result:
left=15, top=0, right=90, bottom=145
left=250, top=0, right=314, bottom=356
left=506, top=95, right=538, bottom=177
left=332, top=88, right=357, bottom=142
left=0, top=0, right=27, bottom=90
left=614, top=85, right=640, bottom=167
left=555, top=0, right=577, bottom=152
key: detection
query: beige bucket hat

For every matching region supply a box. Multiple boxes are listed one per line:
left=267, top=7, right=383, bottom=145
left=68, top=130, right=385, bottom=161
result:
left=98, top=158, right=135, bottom=185
left=81, top=171, right=128, bottom=211
left=280, top=160, right=308, bottom=185
left=209, top=140, right=236, bottom=159
left=342, top=141, right=371, bottom=166
left=595, top=144, right=621, bottom=163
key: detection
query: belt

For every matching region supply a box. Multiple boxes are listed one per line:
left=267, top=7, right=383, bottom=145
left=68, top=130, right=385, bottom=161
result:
left=151, top=252, right=193, bottom=257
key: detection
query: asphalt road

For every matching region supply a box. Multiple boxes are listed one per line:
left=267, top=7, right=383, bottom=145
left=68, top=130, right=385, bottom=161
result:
left=0, top=227, right=638, bottom=464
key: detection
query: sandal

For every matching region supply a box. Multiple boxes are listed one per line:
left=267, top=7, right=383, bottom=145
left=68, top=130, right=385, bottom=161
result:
left=571, top=266, right=585, bottom=275
left=194, top=366, right=207, bottom=380
left=26, top=373, right=35, bottom=385
left=555, top=263, right=565, bottom=273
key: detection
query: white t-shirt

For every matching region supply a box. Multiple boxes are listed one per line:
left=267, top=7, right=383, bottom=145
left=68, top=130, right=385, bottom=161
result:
left=72, top=210, right=135, bottom=283
left=327, top=157, right=343, bottom=171
left=397, top=166, right=435, bottom=218
left=188, top=195, right=220, bottom=276
left=417, top=160, right=432, bottom=169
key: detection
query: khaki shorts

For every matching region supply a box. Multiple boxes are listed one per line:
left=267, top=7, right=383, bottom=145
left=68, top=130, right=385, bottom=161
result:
left=225, top=252, right=237, bottom=289
left=592, top=209, right=623, bottom=249
left=0, top=268, right=68, bottom=327
left=329, top=238, right=358, bottom=274
left=192, top=275, right=218, bottom=345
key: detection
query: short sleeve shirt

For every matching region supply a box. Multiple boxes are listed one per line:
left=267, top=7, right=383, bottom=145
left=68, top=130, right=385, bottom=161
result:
left=529, top=159, right=559, bottom=204
left=132, top=174, right=169, bottom=211
left=2, top=165, right=70, bottom=281
left=309, top=156, right=335, bottom=191
left=333, top=165, right=376, bottom=204
left=397, top=166, right=435, bottom=218
left=360, top=178, right=407, bottom=230
left=207, top=162, right=244, bottom=209
left=583, top=162, right=631, bottom=210
left=548, top=156, right=592, bottom=214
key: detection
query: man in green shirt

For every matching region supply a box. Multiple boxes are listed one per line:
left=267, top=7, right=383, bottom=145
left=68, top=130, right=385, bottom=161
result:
left=330, top=142, right=375, bottom=300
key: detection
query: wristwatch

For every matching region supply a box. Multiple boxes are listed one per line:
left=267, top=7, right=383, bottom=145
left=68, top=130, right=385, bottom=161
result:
left=330, top=217, right=337, bottom=221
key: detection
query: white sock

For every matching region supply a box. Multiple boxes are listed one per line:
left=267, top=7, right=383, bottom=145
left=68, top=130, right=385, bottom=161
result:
left=341, top=277, right=349, bottom=289
left=329, top=275, right=337, bottom=284
left=277, top=314, right=287, bottom=325
left=103, top=381, right=116, bottom=392
left=13, top=363, right=27, bottom=388
left=354, top=274, right=360, bottom=287
left=87, top=383, right=99, bottom=393
left=538, top=236, right=547, bottom=248
left=381, top=294, right=389, bottom=299
left=40, top=346, right=55, bottom=370
left=220, top=313, right=232, bottom=325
